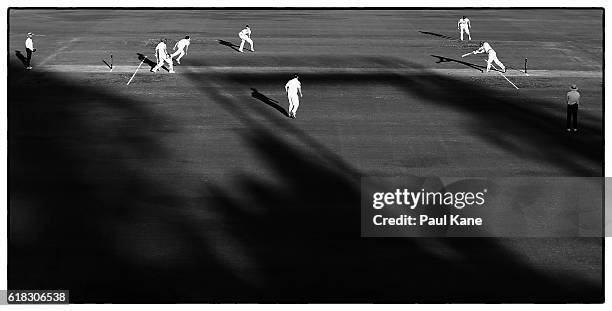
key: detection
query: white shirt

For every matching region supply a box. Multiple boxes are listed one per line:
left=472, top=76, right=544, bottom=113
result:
left=476, top=42, right=493, bottom=54
left=239, top=28, right=251, bottom=37
left=458, top=18, right=470, bottom=28
left=25, top=37, right=34, bottom=50
left=155, top=42, right=167, bottom=57
left=175, top=38, right=190, bottom=51
left=567, top=90, right=580, bottom=105
left=285, top=78, right=301, bottom=95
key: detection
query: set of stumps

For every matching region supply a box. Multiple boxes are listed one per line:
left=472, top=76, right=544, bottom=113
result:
left=103, top=53, right=151, bottom=85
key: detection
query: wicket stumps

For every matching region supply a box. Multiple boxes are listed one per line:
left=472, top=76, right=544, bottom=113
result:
left=524, top=58, right=528, bottom=74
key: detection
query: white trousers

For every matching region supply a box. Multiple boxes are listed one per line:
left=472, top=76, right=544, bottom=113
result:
left=487, top=50, right=505, bottom=72
left=288, top=93, right=300, bottom=115
left=460, top=25, right=471, bottom=40
left=153, top=54, right=174, bottom=72
left=239, top=35, right=254, bottom=51
left=171, top=49, right=185, bottom=61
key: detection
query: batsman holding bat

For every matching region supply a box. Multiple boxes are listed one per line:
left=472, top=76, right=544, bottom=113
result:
left=462, top=41, right=506, bottom=73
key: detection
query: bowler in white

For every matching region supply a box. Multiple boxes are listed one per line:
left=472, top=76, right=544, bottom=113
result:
left=151, top=39, right=175, bottom=73
left=171, top=35, right=190, bottom=64
left=238, top=25, right=254, bottom=52
left=285, top=74, right=303, bottom=119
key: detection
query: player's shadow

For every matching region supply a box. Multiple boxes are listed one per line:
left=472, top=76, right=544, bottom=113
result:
left=137, top=53, right=168, bottom=71
left=217, top=40, right=241, bottom=52
left=14, top=50, right=28, bottom=67
left=431, top=54, right=486, bottom=72
left=419, top=31, right=455, bottom=40
left=250, top=88, right=288, bottom=117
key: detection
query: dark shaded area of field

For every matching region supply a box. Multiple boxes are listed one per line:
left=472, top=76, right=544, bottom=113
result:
left=8, top=9, right=603, bottom=303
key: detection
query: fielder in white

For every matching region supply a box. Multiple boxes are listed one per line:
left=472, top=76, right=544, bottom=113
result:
left=171, top=35, right=190, bottom=64
left=468, top=41, right=506, bottom=73
left=238, top=25, right=254, bottom=53
left=285, top=74, right=303, bottom=119
left=457, top=16, right=471, bottom=41
left=151, top=39, right=175, bottom=73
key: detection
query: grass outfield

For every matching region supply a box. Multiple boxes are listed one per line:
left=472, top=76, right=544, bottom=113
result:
left=8, top=9, right=603, bottom=302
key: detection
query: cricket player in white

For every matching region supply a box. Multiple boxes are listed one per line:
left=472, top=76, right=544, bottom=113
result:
left=238, top=25, right=254, bottom=52
left=285, top=74, right=303, bottom=119
left=151, top=39, right=175, bottom=73
left=468, top=41, right=506, bottom=73
left=457, top=16, right=471, bottom=41
left=171, top=35, right=190, bottom=64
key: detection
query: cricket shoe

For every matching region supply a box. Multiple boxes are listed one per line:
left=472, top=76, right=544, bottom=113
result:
left=169, top=70, right=176, bottom=73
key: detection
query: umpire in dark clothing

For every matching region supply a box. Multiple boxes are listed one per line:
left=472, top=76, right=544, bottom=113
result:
left=566, top=84, right=580, bottom=132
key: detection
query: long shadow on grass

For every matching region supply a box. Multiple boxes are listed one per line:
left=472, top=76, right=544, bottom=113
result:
left=181, top=60, right=602, bottom=302
left=251, top=88, right=288, bottom=117
left=217, top=39, right=241, bottom=52
left=221, top=58, right=602, bottom=177
left=8, top=62, right=259, bottom=302
left=431, top=54, right=486, bottom=72
left=14, top=51, right=28, bottom=67
left=137, top=53, right=167, bottom=71
left=419, top=30, right=455, bottom=40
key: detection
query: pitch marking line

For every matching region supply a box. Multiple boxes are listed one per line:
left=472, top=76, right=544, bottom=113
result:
left=126, top=57, right=147, bottom=85
left=489, top=62, right=519, bottom=89
left=38, top=37, right=81, bottom=67
left=499, top=72, right=519, bottom=89
left=14, top=37, right=82, bottom=85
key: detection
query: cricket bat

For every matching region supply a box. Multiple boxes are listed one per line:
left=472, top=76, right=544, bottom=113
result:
left=461, top=52, right=472, bottom=58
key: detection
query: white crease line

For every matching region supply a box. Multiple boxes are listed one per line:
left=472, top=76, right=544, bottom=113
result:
left=38, top=37, right=81, bottom=66
left=499, top=72, right=519, bottom=89
left=490, top=62, right=519, bottom=89
left=14, top=38, right=82, bottom=85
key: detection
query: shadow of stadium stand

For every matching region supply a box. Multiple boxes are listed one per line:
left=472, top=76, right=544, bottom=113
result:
left=182, top=59, right=603, bottom=302
left=7, top=54, right=603, bottom=303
